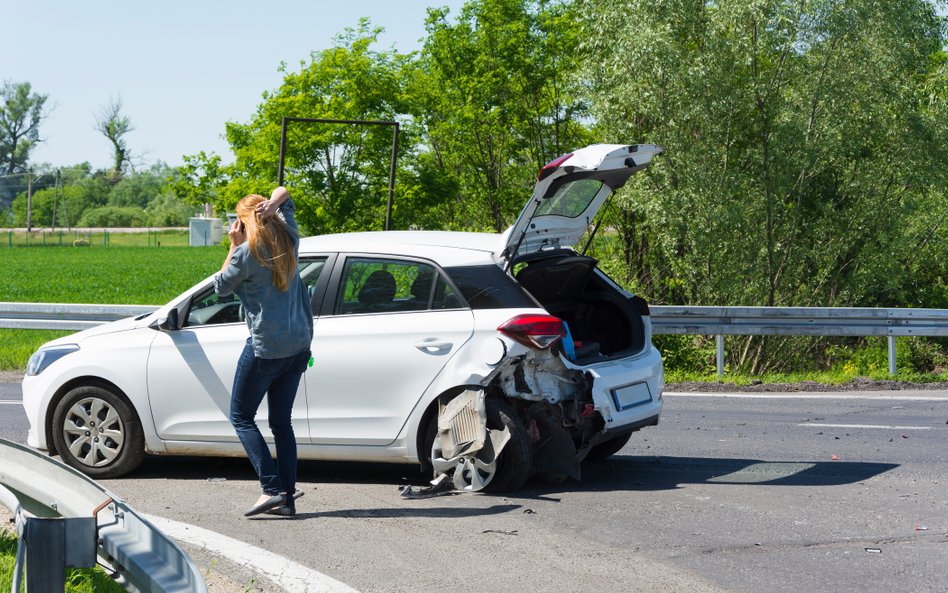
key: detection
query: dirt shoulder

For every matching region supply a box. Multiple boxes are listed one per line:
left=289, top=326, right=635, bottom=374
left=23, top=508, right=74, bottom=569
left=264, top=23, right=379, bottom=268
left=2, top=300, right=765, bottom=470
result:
left=0, top=371, right=23, bottom=383
left=666, top=377, right=948, bottom=393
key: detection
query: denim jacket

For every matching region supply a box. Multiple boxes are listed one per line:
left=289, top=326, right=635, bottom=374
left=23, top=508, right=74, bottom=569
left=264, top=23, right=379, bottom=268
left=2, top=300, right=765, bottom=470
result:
left=213, top=198, right=313, bottom=359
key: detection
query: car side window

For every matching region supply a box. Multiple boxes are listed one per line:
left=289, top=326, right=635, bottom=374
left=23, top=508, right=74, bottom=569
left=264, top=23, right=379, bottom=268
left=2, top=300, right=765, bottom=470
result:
left=185, top=257, right=328, bottom=327
left=335, top=258, right=462, bottom=315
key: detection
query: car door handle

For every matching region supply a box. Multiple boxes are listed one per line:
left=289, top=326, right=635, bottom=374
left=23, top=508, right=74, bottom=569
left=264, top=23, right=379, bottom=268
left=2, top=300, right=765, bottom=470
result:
left=414, top=339, right=453, bottom=354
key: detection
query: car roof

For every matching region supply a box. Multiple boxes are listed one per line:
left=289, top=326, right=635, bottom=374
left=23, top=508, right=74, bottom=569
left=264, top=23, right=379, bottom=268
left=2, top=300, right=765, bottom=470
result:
left=299, top=230, right=504, bottom=267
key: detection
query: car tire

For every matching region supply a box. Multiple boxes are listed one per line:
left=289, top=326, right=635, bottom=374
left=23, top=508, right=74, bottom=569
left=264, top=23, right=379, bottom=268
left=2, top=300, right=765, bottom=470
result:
left=483, top=398, right=533, bottom=492
left=51, top=385, right=145, bottom=478
left=585, top=433, right=632, bottom=462
left=425, top=396, right=533, bottom=492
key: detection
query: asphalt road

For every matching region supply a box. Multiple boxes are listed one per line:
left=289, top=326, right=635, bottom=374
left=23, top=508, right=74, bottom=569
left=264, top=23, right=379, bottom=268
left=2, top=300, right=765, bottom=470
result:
left=2, top=382, right=945, bottom=593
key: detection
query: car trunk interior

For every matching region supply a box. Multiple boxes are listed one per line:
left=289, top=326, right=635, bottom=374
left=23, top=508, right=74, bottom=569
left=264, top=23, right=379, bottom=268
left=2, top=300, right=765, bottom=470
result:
left=514, top=254, right=646, bottom=364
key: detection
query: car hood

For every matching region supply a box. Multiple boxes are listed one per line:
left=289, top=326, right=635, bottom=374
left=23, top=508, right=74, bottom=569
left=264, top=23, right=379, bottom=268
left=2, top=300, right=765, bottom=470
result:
left=39, top=313, right=156, bottom=349
left=498, top=144, right=663, bottom=264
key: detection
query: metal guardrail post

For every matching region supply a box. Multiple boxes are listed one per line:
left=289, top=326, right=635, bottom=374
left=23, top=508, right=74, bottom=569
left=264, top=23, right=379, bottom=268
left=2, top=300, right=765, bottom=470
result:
left=888, top=336, right=897, bottom=376
left=14, top=512, right=96, bottom=593
left=715, top=335, right=725, bottom=378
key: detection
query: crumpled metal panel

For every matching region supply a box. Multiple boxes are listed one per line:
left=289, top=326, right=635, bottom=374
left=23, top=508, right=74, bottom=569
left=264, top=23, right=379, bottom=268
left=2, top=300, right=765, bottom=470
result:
left=437, top=389, right=486, bottom=459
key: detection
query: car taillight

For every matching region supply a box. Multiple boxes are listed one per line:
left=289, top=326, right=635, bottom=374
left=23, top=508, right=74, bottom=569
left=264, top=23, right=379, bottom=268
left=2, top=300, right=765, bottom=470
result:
left=498, top=314, right=567, bottom=350
left=538, top=153, right=573, bottom=180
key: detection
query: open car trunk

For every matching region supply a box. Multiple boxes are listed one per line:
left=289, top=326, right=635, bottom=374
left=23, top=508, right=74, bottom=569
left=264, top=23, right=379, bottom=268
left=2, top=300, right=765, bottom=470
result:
left=514, top=253, right=646, bottom=364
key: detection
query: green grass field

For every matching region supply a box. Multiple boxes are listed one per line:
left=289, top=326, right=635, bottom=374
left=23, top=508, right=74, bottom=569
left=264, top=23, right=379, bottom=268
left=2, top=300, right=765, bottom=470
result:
left=1, top=245, right=223, bottom=370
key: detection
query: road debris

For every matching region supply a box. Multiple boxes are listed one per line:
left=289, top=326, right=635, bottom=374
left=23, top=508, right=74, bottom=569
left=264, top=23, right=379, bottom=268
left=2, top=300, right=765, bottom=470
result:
left=400, top=475, right=459, bottom=499
left=483, top=529, right=518, bottom=536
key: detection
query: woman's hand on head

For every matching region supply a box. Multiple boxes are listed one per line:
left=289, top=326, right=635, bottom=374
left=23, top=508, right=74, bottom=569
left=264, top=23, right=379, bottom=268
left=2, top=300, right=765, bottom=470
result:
left=228, top=219, right=247, bottom=246
left=255, top=198, right=281, bottom=221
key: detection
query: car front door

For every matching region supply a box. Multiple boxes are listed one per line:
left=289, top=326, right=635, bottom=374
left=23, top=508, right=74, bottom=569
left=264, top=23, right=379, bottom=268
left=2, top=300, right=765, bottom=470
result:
left=306, top=255, right=473, bottom=445
left=147, top=257, right=329, bottom=443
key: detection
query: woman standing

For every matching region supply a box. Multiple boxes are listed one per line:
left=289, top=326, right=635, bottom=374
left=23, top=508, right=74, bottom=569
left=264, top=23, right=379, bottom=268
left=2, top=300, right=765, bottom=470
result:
left=214, top=186, right=313, bottom=517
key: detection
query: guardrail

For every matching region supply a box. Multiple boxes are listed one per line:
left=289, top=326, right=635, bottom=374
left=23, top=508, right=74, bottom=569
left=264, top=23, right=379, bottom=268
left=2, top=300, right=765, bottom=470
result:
left=0, top=302, right=158, bottom=331
left=0, top=437, right=208, bottom=592
left=650, top=306, right=948, bottom=376
left=2, top=302, right=947, bottom=376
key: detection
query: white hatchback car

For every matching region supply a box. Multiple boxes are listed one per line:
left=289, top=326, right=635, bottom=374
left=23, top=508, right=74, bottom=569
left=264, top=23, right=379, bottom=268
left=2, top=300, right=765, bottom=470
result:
left=22, top=143, right=664, bottom=492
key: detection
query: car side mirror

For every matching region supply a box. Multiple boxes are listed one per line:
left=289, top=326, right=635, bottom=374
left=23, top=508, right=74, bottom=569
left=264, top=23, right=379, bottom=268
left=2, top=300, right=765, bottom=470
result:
left=149, top=308, right=180, bottom=332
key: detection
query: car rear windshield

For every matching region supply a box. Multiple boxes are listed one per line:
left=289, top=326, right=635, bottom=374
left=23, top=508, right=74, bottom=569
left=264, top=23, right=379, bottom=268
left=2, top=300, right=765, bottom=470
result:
left=445, top=265, right=537, bottom=310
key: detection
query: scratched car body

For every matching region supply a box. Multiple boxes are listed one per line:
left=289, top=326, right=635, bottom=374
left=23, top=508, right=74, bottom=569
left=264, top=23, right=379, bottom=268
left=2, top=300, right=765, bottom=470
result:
left=22, top=144, right=664, bottom=491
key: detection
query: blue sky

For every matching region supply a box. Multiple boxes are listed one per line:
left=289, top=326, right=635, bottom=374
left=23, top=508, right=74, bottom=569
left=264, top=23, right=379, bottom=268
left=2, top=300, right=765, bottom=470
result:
left=4, top=1, right=464, bottom=171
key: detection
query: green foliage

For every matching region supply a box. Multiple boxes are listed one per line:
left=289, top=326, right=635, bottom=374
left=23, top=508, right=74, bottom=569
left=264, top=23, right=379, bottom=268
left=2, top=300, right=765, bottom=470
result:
left=6, top=164, right=195, bottom=229
left=78, top=206, right=148, bottom=227
left=8, top=169, right=110, bottom=228
left=0, top=81, right=49, bottom=176
left=144, top=191, right=195, bottom=226
left=653, top=334, right=717, bottom=374
left=108, top=165, right=168, bottom=208
left=413, top=0, right=592, bottom=231
left=176, top=20, right=417, bottom=234
left=173, top=2, right=592, bottom=236
left=580, top=0, right=948, bottom=371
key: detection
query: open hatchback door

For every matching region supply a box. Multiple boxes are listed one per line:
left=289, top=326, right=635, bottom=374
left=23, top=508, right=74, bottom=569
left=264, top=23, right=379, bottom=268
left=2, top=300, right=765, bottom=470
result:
left=500, top=144, right=663, bottom=264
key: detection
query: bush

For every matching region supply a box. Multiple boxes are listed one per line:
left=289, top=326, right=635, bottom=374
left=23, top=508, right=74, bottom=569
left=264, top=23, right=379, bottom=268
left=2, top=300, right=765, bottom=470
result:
left=78, top=206, right=148, bottom=228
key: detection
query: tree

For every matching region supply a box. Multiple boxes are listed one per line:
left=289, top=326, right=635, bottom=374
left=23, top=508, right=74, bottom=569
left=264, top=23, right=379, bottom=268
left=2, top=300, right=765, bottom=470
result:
left=579, top=0, right=947, bottom=371
left=108, top=163, right=169, bottom=208
left=95, top=97, right=134, bottom=179
left=413, top=0, right=592, bottom=231
left=0, top=81, right=49, bottom=175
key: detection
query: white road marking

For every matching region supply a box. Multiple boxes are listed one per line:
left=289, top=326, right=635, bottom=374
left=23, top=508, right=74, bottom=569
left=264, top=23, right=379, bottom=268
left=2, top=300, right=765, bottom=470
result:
left=664, top=391, right=948, bottom=401
left=0, top=401, right=22, bottom=405
left=144, top=514, right=361, bottom=593
left=798, top=422, right=931, bottom=431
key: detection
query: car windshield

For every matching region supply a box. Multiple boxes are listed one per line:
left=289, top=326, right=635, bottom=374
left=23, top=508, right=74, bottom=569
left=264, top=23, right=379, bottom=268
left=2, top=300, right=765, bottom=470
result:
left=535, top=179, right=604, bottom=218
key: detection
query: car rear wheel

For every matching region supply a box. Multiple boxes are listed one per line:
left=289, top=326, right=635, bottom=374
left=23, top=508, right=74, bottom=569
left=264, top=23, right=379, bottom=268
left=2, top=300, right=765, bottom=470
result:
left=427, top=396, right=533, bottom=492
left=51, top=385, right=145, bottom=478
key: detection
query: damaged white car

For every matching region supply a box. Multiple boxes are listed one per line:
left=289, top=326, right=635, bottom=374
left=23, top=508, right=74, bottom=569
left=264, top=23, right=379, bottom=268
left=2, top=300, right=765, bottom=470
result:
left=22, top=143, right=664, bottom=492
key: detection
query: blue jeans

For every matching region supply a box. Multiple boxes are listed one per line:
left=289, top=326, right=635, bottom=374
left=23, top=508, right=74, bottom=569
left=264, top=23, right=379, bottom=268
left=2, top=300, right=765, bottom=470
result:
left=230, top=339, right=310, bottom=496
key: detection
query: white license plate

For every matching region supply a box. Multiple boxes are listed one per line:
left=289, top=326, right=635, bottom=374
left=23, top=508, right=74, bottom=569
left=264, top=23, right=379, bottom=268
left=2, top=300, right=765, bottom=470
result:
left=610, top=382, right=652, bottom=411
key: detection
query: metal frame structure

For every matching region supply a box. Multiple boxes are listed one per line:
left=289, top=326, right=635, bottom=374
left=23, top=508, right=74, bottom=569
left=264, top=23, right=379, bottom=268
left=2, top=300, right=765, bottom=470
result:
left=277, top=116, right=400, bottom=231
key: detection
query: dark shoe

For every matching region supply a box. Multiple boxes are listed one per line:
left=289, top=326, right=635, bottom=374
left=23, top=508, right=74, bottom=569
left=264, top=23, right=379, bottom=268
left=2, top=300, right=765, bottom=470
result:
left=264, top=489, right=304, bottom=517
left=244, top=493, right=285, bottom=517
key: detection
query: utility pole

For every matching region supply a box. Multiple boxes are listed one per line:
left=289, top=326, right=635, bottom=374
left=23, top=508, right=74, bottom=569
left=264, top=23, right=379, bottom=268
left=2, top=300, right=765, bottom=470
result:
left=51, top=169, right=59, bottom=231
left=59, top=168, right=69, bottom=229
left=26, top=167, right=33, bottom=232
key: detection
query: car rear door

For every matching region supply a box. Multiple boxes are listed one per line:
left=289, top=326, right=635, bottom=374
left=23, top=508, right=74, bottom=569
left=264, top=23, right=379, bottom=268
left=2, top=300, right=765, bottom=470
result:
left=305, top=255, right=474, bottom=445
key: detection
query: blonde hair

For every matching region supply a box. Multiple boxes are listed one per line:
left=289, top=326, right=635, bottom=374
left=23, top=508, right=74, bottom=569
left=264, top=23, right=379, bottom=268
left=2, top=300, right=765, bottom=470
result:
left=236, top=194, right=296, bottom=291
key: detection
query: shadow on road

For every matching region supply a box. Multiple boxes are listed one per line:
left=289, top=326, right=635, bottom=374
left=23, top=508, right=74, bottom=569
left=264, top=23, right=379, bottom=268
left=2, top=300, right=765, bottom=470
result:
left=517, top=455, right=900, bottom=495
left=126, top=453, right=898, bottom=497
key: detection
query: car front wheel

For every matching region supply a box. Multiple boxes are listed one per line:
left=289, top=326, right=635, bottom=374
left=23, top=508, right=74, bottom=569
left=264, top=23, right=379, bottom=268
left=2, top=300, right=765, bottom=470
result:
left=51, top=385, right=145, bottom=478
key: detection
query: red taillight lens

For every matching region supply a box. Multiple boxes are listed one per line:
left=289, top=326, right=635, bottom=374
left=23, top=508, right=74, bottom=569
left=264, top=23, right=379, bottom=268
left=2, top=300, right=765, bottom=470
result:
left=538, top=152, right=573, bottom=180
left=498, top=314, right=567, bottom=350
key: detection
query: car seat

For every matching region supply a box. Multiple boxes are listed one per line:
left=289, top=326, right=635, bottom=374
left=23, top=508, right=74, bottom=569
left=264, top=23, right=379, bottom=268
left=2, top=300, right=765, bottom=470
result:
left=355, top=270, right=396, bottom=313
